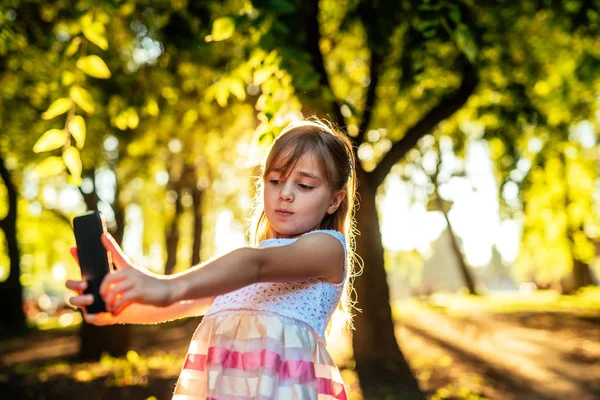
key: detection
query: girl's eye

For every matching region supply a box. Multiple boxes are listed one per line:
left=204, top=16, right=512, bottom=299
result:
left=269, top=179, right=281, bottom=185
left=298, top=184, right=314, bottom=190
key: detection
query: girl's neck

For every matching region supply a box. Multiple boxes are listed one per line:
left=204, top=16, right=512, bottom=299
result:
left=268, top=225, right=322, bottom=240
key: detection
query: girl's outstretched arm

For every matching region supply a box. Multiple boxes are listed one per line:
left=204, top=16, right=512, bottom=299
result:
left=100, top=231, right=344, bottom=316
left=67, top=281, right=214, bottom=325
left=66, top=247, right=215, bottom=325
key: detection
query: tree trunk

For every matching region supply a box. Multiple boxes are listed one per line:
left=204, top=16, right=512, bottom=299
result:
left=561, top=255, right=595, bottom=294
left=78, top=168, right=130, bottom=360
left=165, top=184, right=183, bottom=275
left=79, top=322, right=132, bottom=360
left=559, top=153, right=596, bottom=294
left=0, top=154, right=26, bottom=334
left=441, top=210, right=478, bottom=295
left=191, top=184, right=203, bottom=267
left=112, top=182, right=125, bottom=246
left=572, top=259, right=594, bottom=288
left=352, top=168, right=424, bottom=399
left=81, top=171, right=100, bottom=212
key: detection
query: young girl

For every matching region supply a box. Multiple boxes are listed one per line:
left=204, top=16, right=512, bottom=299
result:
left=67, top=118, right=358, bottom=399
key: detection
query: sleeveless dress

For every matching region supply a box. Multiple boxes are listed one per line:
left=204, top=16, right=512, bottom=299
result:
left=172, top=229, right=348, bottom=400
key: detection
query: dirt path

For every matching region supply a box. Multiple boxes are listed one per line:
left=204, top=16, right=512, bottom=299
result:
left=397, top=307, right=600, bottom=400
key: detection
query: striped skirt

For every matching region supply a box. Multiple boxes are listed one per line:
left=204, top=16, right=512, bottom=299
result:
left=172, top=310, right=348, bottom=399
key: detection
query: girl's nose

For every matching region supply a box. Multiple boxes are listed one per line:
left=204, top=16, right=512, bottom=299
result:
left=278, top=185, right=294, bottom=201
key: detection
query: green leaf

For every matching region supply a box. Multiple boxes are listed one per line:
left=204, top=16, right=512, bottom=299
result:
left=65, top=37, right=81, bottom=57
left=33, top=157, right=66, bottom=178
left=268, top=0, right=296, bottom=14
left=114, top=113, right=128, bottom=130
left=62, top=71, right=76, bottom=86
left=215, top=88, right=229, bottom=107
left=126, top=108, right=139, bottom=129
left=67, top=174, right=83, bottom=186
left=70, top=86, right=95, bottom=114
left=114, top=108, right=139, bottom=130
left=449, top=8, right=461, bottom=24
left=145, top=97, right=159, bottom=117
left=80, top=13, right=93, bottom=28
left=77, top=55, right=111, bottom=79
left=83, top=21, right=108, bottom=50
left=33, top=129, right=67, bottom=153
left=455, top=24, right=478, bottom=63
left=211, top=17, right=235, bottom=41
left=254, top=65, right=277, bottom=86
left=68, top=116, right=86, bottom=149
left=63, top=146, right=82, bottom=178
left=41, top=98, right=72, bottom=120
left=229, top=78, right=246, bottom=101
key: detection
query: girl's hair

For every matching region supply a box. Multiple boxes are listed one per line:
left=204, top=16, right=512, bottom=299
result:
left=248, top=117, right=360, bottom=336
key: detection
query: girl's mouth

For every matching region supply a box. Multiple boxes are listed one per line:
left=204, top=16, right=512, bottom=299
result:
left=275, top=210, right=294, bottom=217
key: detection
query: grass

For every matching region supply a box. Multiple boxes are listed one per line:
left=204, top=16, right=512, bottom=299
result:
left=30, top=351, right=183, bottom=387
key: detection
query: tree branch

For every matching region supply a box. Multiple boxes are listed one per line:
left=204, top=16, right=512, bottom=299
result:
left=305, top=0, right=345, bottom=129
left=356, top=52, right=382, bottom=145
left=0, top=153, right=17, bottom=227
left=371, top=62, right=479, bottom=188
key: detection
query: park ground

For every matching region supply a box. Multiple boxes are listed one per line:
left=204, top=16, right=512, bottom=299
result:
left=1, top=289, right=599, bottom=400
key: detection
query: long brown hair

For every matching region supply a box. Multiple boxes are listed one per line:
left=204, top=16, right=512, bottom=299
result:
left=248, top=117, right=360, bottom=336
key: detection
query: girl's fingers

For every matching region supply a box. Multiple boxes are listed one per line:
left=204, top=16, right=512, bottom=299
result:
left=68, top=294, right=94, bottom=308
left=111, top=292, right=135, bottom=316
left=65, top=279, right=87, bottom=293
left=83, top=313, right=99, bottom=325
left=101, top=233, right=132, bottom=270
left=99, top=269, right=125, bottom=298
left=104, top=280, right=134, bottom=310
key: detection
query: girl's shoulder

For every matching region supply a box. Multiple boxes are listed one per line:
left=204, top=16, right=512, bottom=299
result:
left=301, top=230, right=347, bottom=256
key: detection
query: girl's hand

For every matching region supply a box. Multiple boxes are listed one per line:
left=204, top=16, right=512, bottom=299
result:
left=99, top=233, right=173, bottom=316
left=65, top=247, right=119, bottom=326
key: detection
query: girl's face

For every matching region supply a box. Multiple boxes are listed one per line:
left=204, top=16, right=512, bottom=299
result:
left=264, top=152, right=345, bottom=239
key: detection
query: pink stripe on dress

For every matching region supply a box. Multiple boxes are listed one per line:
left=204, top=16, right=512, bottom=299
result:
left=182, top=347, right=343, bottom=389
left=183, top=354, right=207, bottom=371
left=215, top=348, right=282, bottom=371
left=280, top=359, right=316, bottom=381
left=317, top=377, right=348, bottom=400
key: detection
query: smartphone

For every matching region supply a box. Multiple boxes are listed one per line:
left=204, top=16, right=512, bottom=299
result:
left=73, top=211, right=113, bottom=313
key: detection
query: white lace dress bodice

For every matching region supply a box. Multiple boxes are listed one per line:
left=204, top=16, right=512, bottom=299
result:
left=205, top=229, right=347, bottom=339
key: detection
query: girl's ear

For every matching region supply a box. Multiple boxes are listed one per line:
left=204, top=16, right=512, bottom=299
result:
left=327, top=190, right=346, bottom=214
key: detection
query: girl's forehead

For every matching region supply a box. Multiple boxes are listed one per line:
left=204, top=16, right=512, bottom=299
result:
left=270, top=152, right=324, bottom=176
